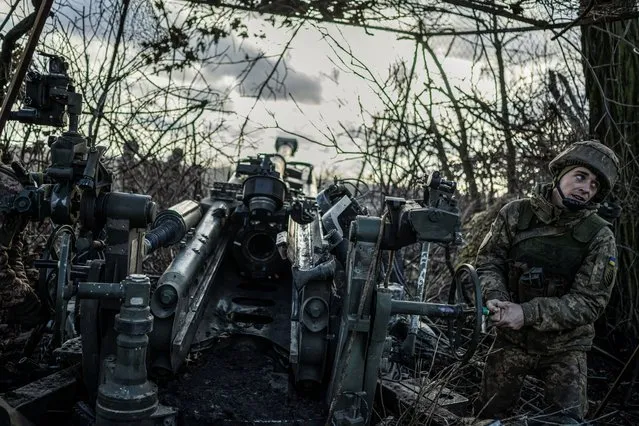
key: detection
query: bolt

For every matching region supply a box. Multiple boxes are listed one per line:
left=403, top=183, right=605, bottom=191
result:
left=125, top=274, right=150, bottom=285
left=428, top=210, right=442, bottom=222
left=305, top=299, right=324, bottom=318
left=16, top=198, right=29, bottom=210
left=350, top=405, right=359, bottom=418
left=160, top=288, right=177, bottom=306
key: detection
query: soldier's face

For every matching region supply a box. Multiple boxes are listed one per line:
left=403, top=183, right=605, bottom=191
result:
left=552, top=166, right=599, bottom=207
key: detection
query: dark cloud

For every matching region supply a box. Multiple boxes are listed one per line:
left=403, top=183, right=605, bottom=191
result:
left=209, top=39, right=323, bottom=104
left=237, top=66, right=323, bottom=104
left=43, top=0, right=323, bottom=104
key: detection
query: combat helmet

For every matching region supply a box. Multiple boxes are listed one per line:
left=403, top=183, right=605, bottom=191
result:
left=549, top=140, right=620, bottom=204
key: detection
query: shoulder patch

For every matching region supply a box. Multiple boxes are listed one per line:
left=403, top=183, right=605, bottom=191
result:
left=604, top=256, right=617, bottom=287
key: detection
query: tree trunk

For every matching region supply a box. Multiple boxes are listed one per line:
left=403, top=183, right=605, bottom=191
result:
left=581, top=1, right=639, bottom=343
left=492, top=16, right=518, bottom=196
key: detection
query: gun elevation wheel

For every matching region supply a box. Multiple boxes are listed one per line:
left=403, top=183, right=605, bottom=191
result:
left=37, top=225, right=76, bottom=347
left=447, top=263, right=483, bottom=364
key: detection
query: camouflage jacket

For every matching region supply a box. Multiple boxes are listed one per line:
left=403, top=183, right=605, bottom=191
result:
left=0, top=165, right=24, bottom=247
left=1, top=165, right=39, bottom=318
left=475, top=184, right=617, bottom=353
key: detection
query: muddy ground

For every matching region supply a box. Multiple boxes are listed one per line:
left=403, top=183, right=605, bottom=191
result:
left=152, top=330, right=639, bottom=426
left=157, top=336, right=327, bottom=425
left=1, top=327, right=639, bottom=425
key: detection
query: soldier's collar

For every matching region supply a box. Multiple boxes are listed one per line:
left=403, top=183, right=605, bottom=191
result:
left=530, top=183, right=595, bottom=225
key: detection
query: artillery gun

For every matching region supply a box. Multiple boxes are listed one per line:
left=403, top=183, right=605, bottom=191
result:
left=0, top=52, right=159, bottom=423
left=0, top=54, right=485, bottom=426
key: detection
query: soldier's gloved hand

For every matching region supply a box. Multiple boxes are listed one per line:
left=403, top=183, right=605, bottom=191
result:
left=486, top=299, right=503, bottom=322
left=493, top=300, right=524, bottom=330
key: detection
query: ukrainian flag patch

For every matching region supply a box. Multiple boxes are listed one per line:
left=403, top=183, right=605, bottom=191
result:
left=604, top=256, right=617, bottom=286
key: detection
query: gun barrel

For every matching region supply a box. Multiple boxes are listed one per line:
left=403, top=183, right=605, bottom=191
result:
left=144, top=200, right=202, bottom=254
left=150, top=201, right=228, bottom=318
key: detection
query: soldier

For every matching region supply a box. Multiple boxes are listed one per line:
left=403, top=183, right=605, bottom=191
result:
left=0, top=164, right=40, bottom=329
left=474, top=141, right=620, bottom=423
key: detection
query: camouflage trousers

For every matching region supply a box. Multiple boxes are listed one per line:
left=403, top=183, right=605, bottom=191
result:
left=475, top=338, right=588, bottom=421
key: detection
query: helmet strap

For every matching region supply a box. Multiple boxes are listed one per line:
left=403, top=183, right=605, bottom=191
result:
left=555, top=182, right=587, bottom=211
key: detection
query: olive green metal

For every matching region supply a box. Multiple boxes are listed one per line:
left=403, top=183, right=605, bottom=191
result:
left=390, top=300, right=464, bottom=317
left=354, top=216, right=382, bottom=243
left=327, top=218, right=381, bottom=425
left=96, top=275, right=157, bottom=426
left=363, top=289, right=393, bottom=414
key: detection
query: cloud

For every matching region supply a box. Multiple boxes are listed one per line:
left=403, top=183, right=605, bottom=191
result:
left=238, top=65, right=323, bottom=104
left=201, top=38, right=323, bottom=104
left=43, top=0, right=323, bottom=104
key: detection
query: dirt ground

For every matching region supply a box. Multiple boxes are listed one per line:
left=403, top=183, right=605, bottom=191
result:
left=1, top=325, right=639, bottom=425
left=155, top=328, right=639, bottom=426
left=157, top=335, right=327, bottom=425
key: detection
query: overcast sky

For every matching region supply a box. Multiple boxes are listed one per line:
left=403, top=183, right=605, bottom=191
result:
left=188, top=9, right=573, bottom=170
left=0, top=0, right=579, bottom=179
left=214, top=20, right=479, bottom=174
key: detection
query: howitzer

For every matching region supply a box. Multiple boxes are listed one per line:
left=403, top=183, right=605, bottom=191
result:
left=0, top=51, right=485, bottom=422
left=2, top=132, right=486, bottom=425
left=119, top=138, right=482, bottom=425
left=147, top=137, right=322, bottom=374
left=0, top=9, right=483, bottom=426
left=0, top=18, right=484, bottom=425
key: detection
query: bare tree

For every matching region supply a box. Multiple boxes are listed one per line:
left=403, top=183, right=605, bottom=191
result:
left=581, top=0, right=639, bottom=344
